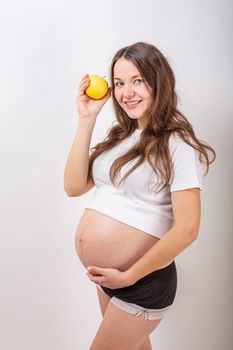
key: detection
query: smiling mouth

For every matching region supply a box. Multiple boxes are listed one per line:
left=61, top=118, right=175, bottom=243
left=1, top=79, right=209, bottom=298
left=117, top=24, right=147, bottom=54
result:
left=124, top=100, right=142, bottom=108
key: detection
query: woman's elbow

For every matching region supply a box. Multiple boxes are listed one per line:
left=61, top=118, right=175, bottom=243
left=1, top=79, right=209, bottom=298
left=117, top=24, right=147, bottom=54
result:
left=176, top=224, right=200, bottom=246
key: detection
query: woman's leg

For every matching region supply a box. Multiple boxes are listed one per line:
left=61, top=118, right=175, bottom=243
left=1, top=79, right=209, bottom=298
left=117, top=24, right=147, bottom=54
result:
left=138, top=336, right=152, bottom=350
left=96, top=286, right=111, bottom=316
left=96, top=286, right=153, bottom=349
left=92, top=290, right=162, bottom=350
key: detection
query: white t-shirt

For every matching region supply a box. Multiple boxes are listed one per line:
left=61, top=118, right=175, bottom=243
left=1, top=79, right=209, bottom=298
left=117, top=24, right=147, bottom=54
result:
left=85, top=129, right=203, bottom=239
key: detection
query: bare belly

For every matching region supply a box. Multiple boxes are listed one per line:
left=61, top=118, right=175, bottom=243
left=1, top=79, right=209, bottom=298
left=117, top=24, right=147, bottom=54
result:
left=75, top=208, right=172, bottom=272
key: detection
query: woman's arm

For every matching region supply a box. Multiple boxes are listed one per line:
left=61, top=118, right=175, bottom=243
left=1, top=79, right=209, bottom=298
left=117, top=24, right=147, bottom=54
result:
left=125, top=187, right=201, bottom=284
left=64, top=119, right=96, bottom=196
left=64, top=74, right=111, bottom=196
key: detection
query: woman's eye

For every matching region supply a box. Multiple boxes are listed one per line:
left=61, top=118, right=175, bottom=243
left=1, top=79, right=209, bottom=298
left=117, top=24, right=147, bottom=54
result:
left=114, top=79, right=144, bottom=88
left=115, top=82, right=123, bottom=87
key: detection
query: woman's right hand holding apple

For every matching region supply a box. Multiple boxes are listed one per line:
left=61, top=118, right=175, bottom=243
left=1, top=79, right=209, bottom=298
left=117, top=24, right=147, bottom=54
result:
left=76, top=74, right=112, bottom=123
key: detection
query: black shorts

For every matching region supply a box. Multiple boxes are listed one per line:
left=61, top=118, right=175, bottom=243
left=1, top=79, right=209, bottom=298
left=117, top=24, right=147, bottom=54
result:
left=99, top=260, right=177, bottom=310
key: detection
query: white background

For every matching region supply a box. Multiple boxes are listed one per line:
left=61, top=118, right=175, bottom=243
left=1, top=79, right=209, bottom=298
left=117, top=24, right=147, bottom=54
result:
left=0, top=0, right=232, bottom=349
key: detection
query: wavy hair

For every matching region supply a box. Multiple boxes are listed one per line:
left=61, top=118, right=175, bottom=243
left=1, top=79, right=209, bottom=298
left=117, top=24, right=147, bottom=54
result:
left=87, top=42, right=216, bottom=193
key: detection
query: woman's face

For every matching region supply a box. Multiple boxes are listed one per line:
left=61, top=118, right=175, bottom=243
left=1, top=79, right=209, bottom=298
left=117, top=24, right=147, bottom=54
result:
left=113, top=57, right=153, bottom=129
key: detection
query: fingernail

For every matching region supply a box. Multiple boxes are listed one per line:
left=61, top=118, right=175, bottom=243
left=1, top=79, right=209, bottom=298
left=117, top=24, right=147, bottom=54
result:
left=87, top=267, right=92, bottom=271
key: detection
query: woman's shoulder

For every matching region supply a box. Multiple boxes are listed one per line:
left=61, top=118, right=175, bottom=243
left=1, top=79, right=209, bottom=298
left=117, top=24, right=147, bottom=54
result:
left=168, top=131, right=183, bottom=146
left=168, top=132, right=197, bottom=156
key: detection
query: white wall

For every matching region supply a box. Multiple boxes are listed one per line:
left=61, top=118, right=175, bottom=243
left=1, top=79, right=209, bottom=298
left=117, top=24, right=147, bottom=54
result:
left=0, top=0, right=232, bottom=349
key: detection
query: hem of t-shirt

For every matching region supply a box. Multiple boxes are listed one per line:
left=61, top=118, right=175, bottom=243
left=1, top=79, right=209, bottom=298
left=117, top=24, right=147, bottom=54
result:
left=170, top=182, right=203, bottom=192
left=84, top=206, right=167, bottom=240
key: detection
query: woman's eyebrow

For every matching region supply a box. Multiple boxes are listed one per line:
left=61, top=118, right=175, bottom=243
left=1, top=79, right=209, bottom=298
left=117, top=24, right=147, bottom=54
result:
left=114, top=74, right=141, bottom=81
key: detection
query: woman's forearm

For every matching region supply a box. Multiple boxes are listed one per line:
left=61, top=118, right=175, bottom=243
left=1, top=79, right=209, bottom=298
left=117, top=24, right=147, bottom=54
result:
left=126, top=226, right=198, bottom=285
left=64, top=118, right=95, bottom=196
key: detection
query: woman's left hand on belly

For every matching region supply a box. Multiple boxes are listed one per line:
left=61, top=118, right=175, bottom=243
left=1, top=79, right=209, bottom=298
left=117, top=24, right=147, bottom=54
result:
left=86, top=266, right=133, bottom=289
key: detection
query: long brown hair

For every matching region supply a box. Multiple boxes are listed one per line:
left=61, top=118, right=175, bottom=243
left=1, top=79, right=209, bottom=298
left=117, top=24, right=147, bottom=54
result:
left=87, top=42, right=216, bottom=193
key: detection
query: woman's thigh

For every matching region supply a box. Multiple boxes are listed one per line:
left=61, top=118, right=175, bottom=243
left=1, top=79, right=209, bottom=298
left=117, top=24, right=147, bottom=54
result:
left=90, top=298, right=162, bottom=350
left=96, top=286, right=153, bottom=350
left=96, top=285, right=111, bottom=316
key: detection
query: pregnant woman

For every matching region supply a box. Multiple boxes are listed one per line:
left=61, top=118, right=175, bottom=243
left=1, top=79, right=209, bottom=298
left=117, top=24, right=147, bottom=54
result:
left=64, top=42, right=216, bottom=350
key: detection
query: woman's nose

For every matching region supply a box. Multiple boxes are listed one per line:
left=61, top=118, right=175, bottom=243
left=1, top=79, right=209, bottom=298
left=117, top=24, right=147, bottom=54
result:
left=122, top=85, right=135, bottom=99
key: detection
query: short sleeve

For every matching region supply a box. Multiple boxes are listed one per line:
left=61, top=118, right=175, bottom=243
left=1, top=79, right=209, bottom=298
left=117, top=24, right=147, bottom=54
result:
left=168, top=135, right=204, bottom=192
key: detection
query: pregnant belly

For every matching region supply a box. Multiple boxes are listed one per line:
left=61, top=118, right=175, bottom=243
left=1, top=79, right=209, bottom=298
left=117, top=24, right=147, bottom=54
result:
left=75, top=208, right=161, bottom=272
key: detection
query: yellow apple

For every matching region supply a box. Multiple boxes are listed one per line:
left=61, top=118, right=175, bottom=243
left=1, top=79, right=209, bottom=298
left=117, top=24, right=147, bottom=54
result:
left=85, top=74, right=109, bottom=100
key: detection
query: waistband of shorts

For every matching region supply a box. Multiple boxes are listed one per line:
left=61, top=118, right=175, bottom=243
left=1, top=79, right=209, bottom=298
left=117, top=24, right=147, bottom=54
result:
left=135, top=260, right=176, bottom=284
